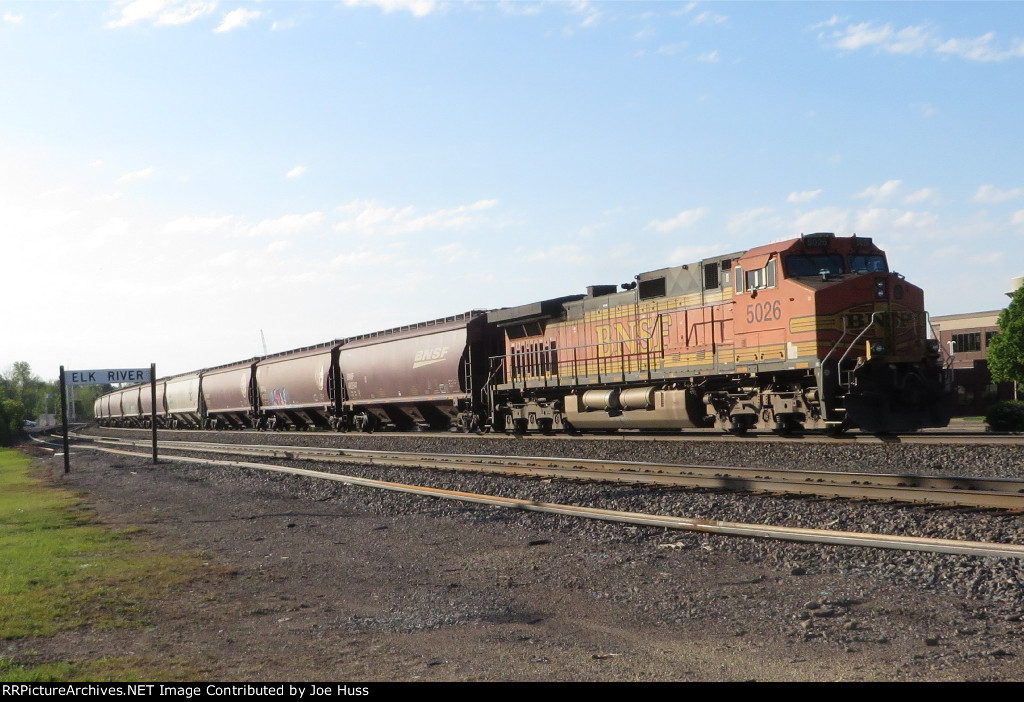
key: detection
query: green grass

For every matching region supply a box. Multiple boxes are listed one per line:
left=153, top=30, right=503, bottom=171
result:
left=0, top=449, right=204, bottom=681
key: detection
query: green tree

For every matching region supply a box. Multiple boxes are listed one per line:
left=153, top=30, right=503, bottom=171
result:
left=1, top=362, right=58, bottom=420
left=0, top=397, right=26, bottom=445
left=988, top=286, right=1024, bottom=386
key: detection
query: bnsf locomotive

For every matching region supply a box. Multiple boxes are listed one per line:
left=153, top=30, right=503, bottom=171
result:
left=96, top=233, right=955, bottom=435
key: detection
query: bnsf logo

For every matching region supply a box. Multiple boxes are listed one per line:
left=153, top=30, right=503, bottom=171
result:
left=413, top=346, right=449, bottom=369
left=844, top=310, right=917, bottom=330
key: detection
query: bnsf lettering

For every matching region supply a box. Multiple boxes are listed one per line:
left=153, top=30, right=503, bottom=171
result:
left=594, top=316, right=671, bottom=355
left=844, top=311, right=916, bottom=330
left=845, top=312, right=870, bottom=330
left=413, top=346, right=449, bottom=368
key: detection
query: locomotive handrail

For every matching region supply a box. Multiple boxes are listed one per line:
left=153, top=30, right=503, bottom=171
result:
left=495, top=313, right=667, bottom=390
left=816, top=311, right=881, bottom=425
left=836, top=311, right=882, bottom=374
left=926, top=312, right=956, bottom=370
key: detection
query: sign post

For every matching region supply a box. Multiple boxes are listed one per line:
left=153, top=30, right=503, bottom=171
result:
left=59, top=366, right=70, bottom=474
left=61, top=366, right=157, bottom=472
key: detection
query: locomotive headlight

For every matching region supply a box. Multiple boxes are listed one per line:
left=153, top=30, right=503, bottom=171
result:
left=871, top=342, right=885, bottom=356
left=874, top=277, right=888, bottom=299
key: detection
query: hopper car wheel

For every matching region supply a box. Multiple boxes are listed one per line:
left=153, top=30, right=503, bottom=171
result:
left=513, top=418, right=528, bottom=435
left=537, top=418, right=553, bottom=435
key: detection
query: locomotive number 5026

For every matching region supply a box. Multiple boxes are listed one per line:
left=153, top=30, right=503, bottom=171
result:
left=746, top=300, right=782, bottom=324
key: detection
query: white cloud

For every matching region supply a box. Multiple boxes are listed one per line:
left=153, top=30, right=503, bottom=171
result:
left=286, top=166, right=307, bottom=179
left=726, top=207, right=780, bottom=235
left=329, top=247, right=395, bottom=268
left=116, top=167, right=155, bottom=184
left=787, top=189, right=821, bottom=204
left=164, top=215, right=234, bottom=234
left=271, top=18, right=298, bottom=31
left=340, top=0, right=438, bottom=18
left=568, top=0, right=601, bottom=29
left=931, top=244, right=963, bottom=260
left=810, top=16, right=844, bottom=31
left=644, top=207, right=709, bottom=233
left=1012, top=210, right=1024, bottom=226
left=790, top=207, right=850, bottom=235
left=691, top=10, right=727, bottom=26
left=973, top=185, right=1024, bottom=204
left=3, top=12, right=23, bottom=24
left=821, top=20, right=1024, bottom=62
left=215, top=8, right=261, bottom=33
left=86, top=216, right=132, bottom=249
left=656, top=42, right=689, bottom=56
left=853, top=180, right=901, bottom=203
left=496, top=1, right=543, bottom=18
left=904, top=188, right=939, bottom=205
left=852, top=208, right=937, bottom=233
left=938, top=33, right=1024, bottom=63
left=108, top=0, right=215, bottom=29
left=519, top=243, right=587, bottom=264
left=697, top=50, right=720, bottom=63
left=434, top=242, right=471, bottom=265
left=334, top=199, right=497, bottom=237
left=240, top=212, right=325, bottom=238
left=832, top=21, right=894, bottom=51
left=968, top=251, right=1003, bottom=266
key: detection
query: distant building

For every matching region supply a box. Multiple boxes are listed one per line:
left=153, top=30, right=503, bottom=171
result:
left=930, top=276, right=1023, bottom=414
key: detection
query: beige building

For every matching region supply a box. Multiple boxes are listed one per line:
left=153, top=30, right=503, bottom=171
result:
left=931, top=310, right=1001, bottom=371
left=928, top=277, right=1022, bottom=412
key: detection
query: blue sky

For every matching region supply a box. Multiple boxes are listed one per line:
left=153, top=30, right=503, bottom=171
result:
left=3, top=0, right=1023, bottom=380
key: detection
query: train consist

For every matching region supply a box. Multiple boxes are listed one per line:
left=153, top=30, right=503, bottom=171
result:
left=95, top=233, right=955, bottom=435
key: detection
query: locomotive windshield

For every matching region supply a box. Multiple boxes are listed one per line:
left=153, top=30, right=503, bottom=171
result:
left=848, top=254, right=888, bottom=273
left=784, top=254, right=843, bottom=277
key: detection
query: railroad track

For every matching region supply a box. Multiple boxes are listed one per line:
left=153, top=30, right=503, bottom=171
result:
left=73, top=432, right=1024, bottom=510
left=47, top=432, right=1024, bottom=560
left=79, top=423, right=1022, bottom=446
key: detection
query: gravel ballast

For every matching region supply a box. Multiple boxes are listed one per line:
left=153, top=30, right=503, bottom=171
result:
left=19, top=428, right=1024, bottom=681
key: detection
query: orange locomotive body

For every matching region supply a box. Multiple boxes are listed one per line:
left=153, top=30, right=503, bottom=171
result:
left=488, top=233, right=953, bottom=434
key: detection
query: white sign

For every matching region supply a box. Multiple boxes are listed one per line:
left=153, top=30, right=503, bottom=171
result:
left=65, top=368, right=152, bottom=386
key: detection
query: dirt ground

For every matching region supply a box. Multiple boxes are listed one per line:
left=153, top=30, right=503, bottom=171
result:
left=12, top=445, right=1024, bottom=682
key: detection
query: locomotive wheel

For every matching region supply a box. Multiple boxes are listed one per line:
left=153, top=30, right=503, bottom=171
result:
left=773, top=416, right=802, bottom=436
left=825, top=421, right=849, bottom=437
left=727, top=416, right=754, bottom=435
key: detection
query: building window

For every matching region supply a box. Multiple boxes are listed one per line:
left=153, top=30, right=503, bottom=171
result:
left=951, top=332, right=982, bottom=353
left=985, top=330, right=998, bottom=348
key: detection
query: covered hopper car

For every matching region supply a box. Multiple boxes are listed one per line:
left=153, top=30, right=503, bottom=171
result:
left=96, top=233, right=954, bottom=435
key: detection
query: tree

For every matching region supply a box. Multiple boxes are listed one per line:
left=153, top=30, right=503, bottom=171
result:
left=988, top=285, right=1024, bottom=386
left=0, top=398, right=26, bottom=446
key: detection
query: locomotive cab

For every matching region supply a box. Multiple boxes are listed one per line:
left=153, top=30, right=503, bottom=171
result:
left=732, top=232, right=953, bottom=433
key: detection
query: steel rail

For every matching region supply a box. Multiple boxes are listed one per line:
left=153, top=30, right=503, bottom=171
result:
left=72, top=442, right=1024, bottom=560
left=83, top=423, right=1024, bottom=445
left=76, top=434, right=1024, bottom=510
